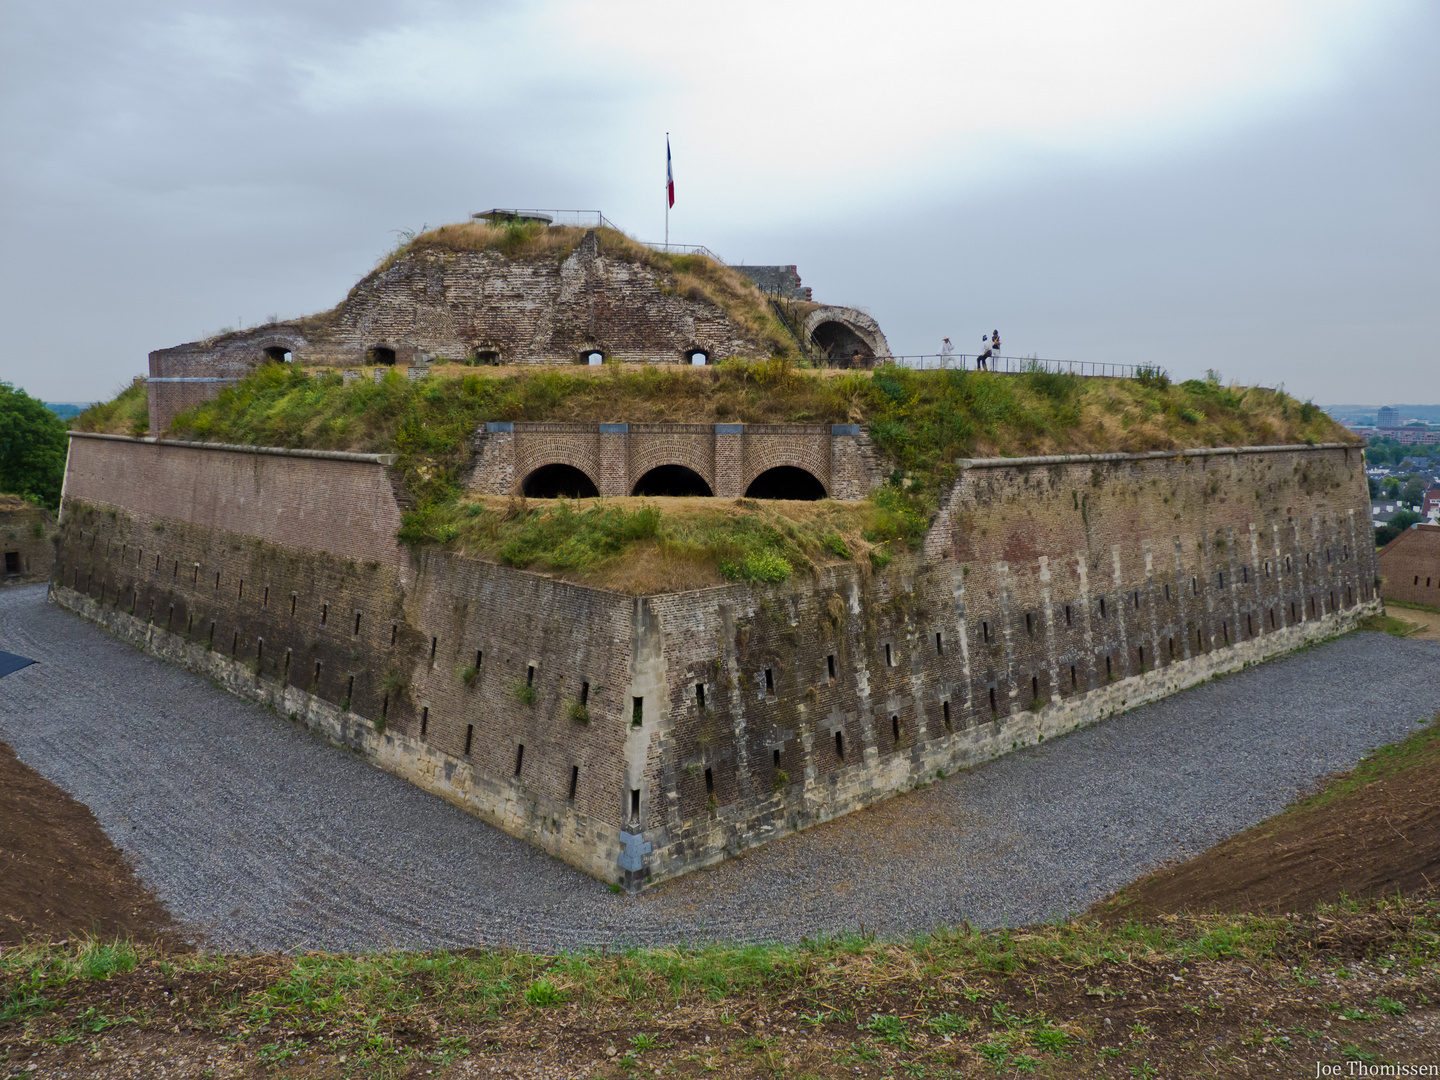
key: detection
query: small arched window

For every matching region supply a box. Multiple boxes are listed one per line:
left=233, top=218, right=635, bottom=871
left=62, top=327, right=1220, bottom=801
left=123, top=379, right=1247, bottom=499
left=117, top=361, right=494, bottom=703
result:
left=583, top=351, right=605, bottom=366
left=263, top=346, right=293, bottom=364
left=686, top=349, right=708, bottom=366
left=367, top=345, right=397, bottom=366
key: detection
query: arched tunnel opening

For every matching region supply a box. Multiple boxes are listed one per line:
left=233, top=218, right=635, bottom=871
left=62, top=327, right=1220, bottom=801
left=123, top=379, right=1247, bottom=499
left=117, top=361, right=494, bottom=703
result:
left=521, top=464, right=600, bottom=499
left=810, top=321, right=874, bottom=367
left=745, top=467, right=827, bottom=501
left=631, top=465, right=712, bottom=497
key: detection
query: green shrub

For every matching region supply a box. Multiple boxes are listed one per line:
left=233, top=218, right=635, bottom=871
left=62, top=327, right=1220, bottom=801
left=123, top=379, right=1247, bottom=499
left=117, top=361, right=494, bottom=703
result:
left=524, top=977, right=563, bottom=1006
left=515, top=681, right=537, bottom=707
left=742, top=549, right=791, bottom=583
left=567, top=700, right=589, bottom=724
left=1135, top=364, right=1170, bottom=390
left=822, top=533, right=851, bottom=559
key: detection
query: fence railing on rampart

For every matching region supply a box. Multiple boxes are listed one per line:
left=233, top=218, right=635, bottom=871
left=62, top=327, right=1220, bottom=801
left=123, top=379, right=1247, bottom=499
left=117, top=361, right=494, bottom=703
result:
left=637, top=242, right=727, bottom=263
left=885, top=353, right=1138, bottom=378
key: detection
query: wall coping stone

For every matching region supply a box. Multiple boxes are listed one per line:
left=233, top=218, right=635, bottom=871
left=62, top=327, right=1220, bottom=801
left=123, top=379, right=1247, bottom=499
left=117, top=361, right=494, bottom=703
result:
left=486, top=422, right=515, bottom=432
left=599, top=423, right=630, bottom=434
left=715, top=424, right=744, bottom=434
left=831, top=424, right=861, bottom=435
left=955, top=443, right=1355, bottom=469
left=67, top=430, right=398, bottom=466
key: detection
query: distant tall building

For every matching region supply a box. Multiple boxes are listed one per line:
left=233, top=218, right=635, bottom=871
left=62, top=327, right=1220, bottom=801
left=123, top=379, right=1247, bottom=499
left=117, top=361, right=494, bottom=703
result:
left=1378, top=406, right=1402, bottom=428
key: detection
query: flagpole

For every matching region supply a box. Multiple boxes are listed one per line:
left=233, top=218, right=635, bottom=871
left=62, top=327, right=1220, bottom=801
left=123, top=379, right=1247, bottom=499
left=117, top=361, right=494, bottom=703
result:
left=664, top=132, right=669, bottom=249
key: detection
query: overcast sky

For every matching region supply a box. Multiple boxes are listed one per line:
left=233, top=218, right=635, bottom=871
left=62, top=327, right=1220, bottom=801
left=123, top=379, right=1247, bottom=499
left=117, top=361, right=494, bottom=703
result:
left=1, top=0, right=1435, bottom=405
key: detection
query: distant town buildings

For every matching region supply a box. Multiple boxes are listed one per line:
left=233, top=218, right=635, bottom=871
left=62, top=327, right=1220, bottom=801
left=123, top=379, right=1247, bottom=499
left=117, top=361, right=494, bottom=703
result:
left=1378, top=406, right=1402, bottom=428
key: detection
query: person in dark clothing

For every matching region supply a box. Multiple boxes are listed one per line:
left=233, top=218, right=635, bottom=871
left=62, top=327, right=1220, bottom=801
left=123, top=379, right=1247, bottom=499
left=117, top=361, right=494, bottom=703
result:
left=976, top=333, right=992, bottom=371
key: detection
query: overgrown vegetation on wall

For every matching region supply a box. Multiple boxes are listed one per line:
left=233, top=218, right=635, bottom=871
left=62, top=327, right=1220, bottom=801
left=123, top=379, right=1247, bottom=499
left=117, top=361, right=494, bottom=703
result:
left=72, top=364, right=1349, bottom=590
left=399, top=492, right=925, bottom=593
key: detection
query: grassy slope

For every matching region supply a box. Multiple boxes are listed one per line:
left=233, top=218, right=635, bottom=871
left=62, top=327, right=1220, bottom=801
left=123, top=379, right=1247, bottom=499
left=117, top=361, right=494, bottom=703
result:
left=72, top=364, right=1350, bottom=592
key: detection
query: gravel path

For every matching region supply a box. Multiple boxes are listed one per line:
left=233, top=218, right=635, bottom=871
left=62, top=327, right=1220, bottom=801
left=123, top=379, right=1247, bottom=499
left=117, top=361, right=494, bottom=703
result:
left=4, top=583, right=1439, bottom=954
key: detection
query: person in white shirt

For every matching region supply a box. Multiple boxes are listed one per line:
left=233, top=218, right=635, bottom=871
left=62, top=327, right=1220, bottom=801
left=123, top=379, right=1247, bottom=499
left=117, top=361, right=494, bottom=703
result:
left=939, top=337, right=955, bottom=368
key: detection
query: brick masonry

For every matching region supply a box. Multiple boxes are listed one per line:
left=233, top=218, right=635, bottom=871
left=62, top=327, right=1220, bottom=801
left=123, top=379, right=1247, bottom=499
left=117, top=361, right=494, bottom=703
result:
left=467, top=423, right=887, bottom=499
left=51, top=435, right=1378, bottom=890
left=1378, top=524, right=1440, bottom=605
left=146, top=231, right=794, bottom=433
left=1, top=498, right=55, bottom=586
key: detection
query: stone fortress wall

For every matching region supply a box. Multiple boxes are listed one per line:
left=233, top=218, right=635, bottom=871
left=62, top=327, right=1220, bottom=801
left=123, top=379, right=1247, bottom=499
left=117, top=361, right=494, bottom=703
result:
left=1, top=496, right=55, bottom=586
left=50, top=432, right=1377, bottom=889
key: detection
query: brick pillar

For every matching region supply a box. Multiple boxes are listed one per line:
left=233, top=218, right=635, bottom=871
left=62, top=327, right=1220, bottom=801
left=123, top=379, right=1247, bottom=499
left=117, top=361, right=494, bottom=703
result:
left=599, top=424, right=630, bottom=496
left=829, top=424, right=861, bottom=500
left=469, top=422, right=516, bottom=494
left=714, top=424, right=744, bottom=497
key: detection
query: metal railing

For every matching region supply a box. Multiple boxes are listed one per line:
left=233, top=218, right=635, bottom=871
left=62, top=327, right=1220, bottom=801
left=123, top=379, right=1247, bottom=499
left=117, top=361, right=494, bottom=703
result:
left=884, top=353, right=1137, bottom=378
left=638, top=241, right=727, bottom=263
left=469, top=209, right=627, bottom=231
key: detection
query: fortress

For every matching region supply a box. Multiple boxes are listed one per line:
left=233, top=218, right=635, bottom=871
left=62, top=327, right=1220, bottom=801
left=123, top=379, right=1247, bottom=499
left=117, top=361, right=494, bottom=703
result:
left=50, top=215, right=1380, bottom=891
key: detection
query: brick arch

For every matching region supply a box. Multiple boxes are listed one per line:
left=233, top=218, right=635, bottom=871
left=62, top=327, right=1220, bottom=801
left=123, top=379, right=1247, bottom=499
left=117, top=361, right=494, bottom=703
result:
left=800, top=306, right=892, bottom=364
left=741, top=433, right=832, bottom=496
left=253, top=334, right=305, bottom=365
left=627, top=430, right=716, bottom=490
left=514, top=432, right=602, bottom=494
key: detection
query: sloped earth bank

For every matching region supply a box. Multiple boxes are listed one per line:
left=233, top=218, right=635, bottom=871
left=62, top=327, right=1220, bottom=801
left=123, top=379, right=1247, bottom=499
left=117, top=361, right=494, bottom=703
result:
left=1097, top=717, right=1440, bottom=921
left=0, top=739, right=179, bottom=949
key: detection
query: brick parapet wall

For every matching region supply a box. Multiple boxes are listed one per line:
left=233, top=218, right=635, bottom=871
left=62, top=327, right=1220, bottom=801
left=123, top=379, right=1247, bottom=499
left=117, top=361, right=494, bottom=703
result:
left=1, top=504, right=56, bottom=586
left=63, top=434, right=409, bottom=569
left=1378, top=525, right=1440, bottom=605
left=466, top=423, right=888, bottom=500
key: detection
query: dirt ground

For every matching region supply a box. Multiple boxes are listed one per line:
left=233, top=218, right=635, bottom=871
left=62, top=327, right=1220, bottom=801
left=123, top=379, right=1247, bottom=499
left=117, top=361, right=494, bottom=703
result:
left=1388, top=603, right=1440, bottom=641
left=1097, top=719, right=1440, bottom=920
left=0, top=740, right=180, bottom=949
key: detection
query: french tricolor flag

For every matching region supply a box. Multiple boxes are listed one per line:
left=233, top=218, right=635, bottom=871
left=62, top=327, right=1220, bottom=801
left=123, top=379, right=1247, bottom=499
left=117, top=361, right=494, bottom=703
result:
left=666, top=136, right=675, bottom=208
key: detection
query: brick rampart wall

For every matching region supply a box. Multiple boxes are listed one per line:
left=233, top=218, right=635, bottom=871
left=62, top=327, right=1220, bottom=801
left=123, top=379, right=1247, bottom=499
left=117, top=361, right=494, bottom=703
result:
left=50, top=437, right=1377, bottom=889
left=1, top=503, right=55, bottom=586
left=632, top=443, right=1378, bottom=883
left=1378, top=525, right=1440, bottom=605
left=52, top=452, right=645, bottom=882
left=467, top=423, right=887, bottom=500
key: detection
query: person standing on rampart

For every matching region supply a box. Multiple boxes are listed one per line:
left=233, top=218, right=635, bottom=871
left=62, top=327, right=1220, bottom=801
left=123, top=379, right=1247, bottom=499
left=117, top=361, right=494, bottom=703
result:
left=939, top=337, right=955, bottom=368
left=976, top=333, right=992, bottom=371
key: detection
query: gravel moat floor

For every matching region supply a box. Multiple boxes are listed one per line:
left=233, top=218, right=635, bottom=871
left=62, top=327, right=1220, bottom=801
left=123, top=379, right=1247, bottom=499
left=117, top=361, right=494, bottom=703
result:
left=3, top=583, right=1438, bottom=954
